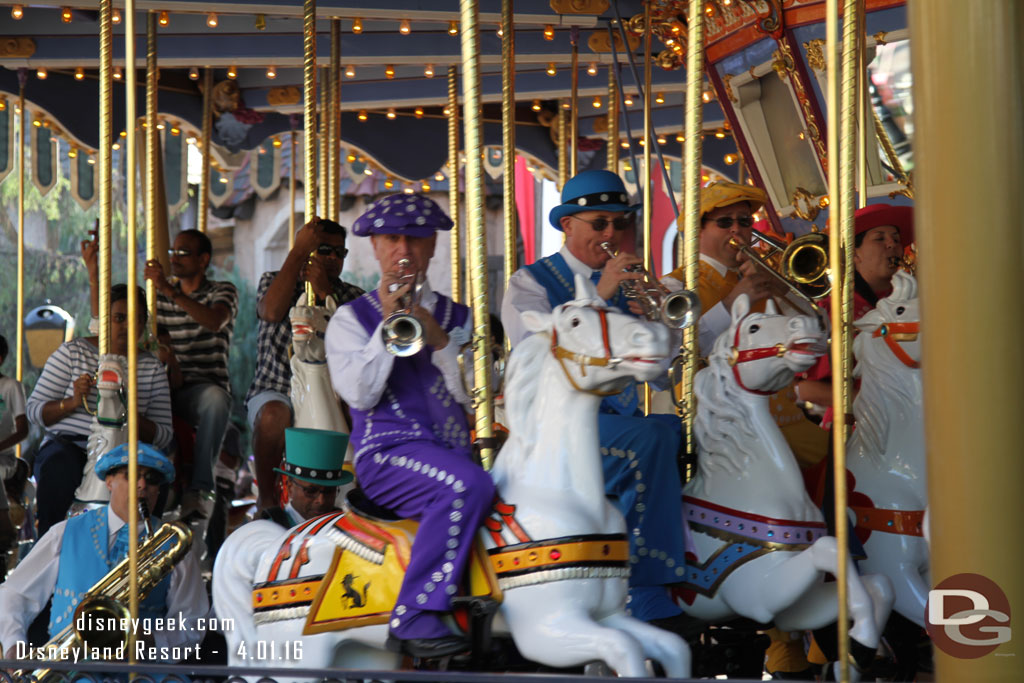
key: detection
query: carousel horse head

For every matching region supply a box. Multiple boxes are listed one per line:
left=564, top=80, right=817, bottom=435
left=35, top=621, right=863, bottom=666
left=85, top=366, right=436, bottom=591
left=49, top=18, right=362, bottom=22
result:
left=290, top=296, right=337, bottom=363
left=712, top=294, right=826, bottom=395
left=853, top=270, right=920, bottom=374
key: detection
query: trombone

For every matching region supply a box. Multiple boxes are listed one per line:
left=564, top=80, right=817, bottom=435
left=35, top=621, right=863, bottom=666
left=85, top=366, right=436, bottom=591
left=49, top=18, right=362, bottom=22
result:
left=599, top=242, right=700, bottom=329
left=381, top=259, right=426, bottom=357
left=727, top=229, right=832, bottom=315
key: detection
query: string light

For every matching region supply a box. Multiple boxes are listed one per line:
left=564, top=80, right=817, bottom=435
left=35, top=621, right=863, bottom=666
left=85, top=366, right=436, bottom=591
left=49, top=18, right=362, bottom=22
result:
left=448, top=21, right=458, bottom=35
left=346, top=152, right=356, bottom=162
left=69, top=147, right=77, bottom=158
left=798, top=131, right=806, bottom=140
left=399, top=19, right=411, bottom=35
left=561, top=101, right=571, bottom=109
left=443, top=106, right=450, bottom=117
left=496, top=26, right=503, bottom=38
left=591, top=96, right=601, bottom=109
left=587, top=63, right=598, bottom=76
left=546, top=63, right=556, bottom=76
left=704, top=2, right=716, bottom=16
left=385, top=64, right=395, bottom=79
left=272, top=136, right=282, bottom=148
left=120, top=130, right=127, bottom=138
left=714, top=128, right=726, bottom=139
left=113, top=67, right=122, bottom=80
left=206, top=13, right=218, bottom=28
left=385, top=178, right=394, bottom=189
left=655, top=92, right=665, bottom=104
left=112, top=142, right=121, bottom=150
left=357, top=110, right=368, bottom=121
left=701, top=89, right=713, bottom=103
left=624, top=93, right=634, bottom=106
left=386, top=108, right=396, bottom=119
left=531, top=100, right=542, bottom=112
left=87, top=156, right=96, bottom=165
left=657, top=135, right=667, bottom=145
left=345, top=64, right=355, bottom=78
left=421, top=182, right=431, bottom=192
left=414, top=107, right=424, bottom=118
left=266, top=66, right=276, bottom=79
left=11, top=5, right=23, bottom=20
left=112, top=8, right=120, bottom=23
left=158, top=10, right=169, bottom=27
left=226, top=65, right=237, bottom=79
left=156, top=122, right=165, bottom=130
left=424, top=64, right=434, bottom=78
left=189, top=67, right=199, bottom=80
left=61, top=7, right=72, bottom=23
left=723, top=153, right=738, bottom=165
left=0, top=100, right=6, bottom=112
left=36, top=67, right=47, bottom=80
left=676, top=133, right=685, bottom=142
left=638, top=138, right=645, bottom=146
left=434, top=172, right=445, bottom=181
left=364, top=167, right=373, bottom=176
left=351, top=17, right=363, bottom=33
left=170, top=125, right=180, bottom=136
left=543, top=25, right=554, bottom=40
left=620, top=139, right=630, bottom=149
left=75, top=67, right=85, bottom=80
left=404, top=186, right=415, bottom=195
left=32, top=118, right=41, bottom=127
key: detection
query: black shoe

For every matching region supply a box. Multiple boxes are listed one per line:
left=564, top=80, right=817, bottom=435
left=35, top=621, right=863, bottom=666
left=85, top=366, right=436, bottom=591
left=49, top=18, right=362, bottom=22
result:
left=647, top=612, right=706, bottom=641
left=386, top=633, right=470, bottom=659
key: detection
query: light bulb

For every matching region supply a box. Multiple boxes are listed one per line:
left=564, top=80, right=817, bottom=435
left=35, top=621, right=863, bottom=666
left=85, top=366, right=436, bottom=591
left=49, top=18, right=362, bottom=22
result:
left=546, top=63, right=556, bottom=76
left=357, top=110, right=368, bottom=121
left=206, top=13, right=218, bottom=28
left=434, top=172, right=445, bottom=181
left=531, top=100, right=541, bottom=112
left=448, top=21, right=458, bottom=36
left=587, top=63, right=598, bottom=76
left=399, top=19, right=410, bottom=35
left=386, top=108, right=396, bottom=119
left=543, top=25, right=554, bottom=40
left=36, top=67, right=47, bottom=80
left=266, top=66, right=276, bottom=79
left=414, top=107, right=424, bottom=118
left=424, top=64, right=434, bottom=78
left=657, top=135, right=667, bottom=145
left=715, top=129, right=726, bottom=139
left=11, top=5, right=23, bottom=20
left=364, top=167, right=373, bottom=175
left=591, top=96, right=601, bottom=109
left=346, top=153, right=356, bottom=162
left=655, top=92, right=665, bottom=104
left=75, top=67, right=85, bottom=80
left=69, top=148, right=77, bottom=158
left=112, top=8, right=121, bottom=23
left=344, top=65, right=355, bottom=78
left=226, top=66, right=237, bottom=79
left=724, top=153, right=738, bottom=165
left=624, top=94, right=634, bottom=106
left=158, top=10, right=169, bottom=27
left=676, top=133, right=685, bottom=142
left=189, top=67, right=199, bottom=80
left=385, top=178, right=394, bottom=189
left=385, top=64, right=395, bottom=79
left=272, top=136, right=282, bottom=148
left=351, top=17, right=363, bottom=34
left=61, top=6, right=72, bottom=23
left=421, top=182, right=431, bottom=192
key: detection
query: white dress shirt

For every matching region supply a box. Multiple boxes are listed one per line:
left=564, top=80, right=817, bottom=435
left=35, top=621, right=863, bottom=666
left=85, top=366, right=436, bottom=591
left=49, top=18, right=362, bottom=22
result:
left=325, top=279, right=473, bottom=414
left=0, top=506, right=209, bottom=654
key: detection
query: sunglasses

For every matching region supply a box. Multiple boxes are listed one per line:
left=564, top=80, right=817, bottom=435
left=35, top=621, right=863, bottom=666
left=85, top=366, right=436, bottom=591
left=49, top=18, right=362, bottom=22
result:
left=707, top=216, right=754, bottom=229
left=572, top=215, right=634, bottom=232
left=292, top=481, right=334, bottom=498
left=316, top=244, right=349, bottom=259
left=168, top=248, right=193, bottom=257
left=111, top=466, right=163, bottom=486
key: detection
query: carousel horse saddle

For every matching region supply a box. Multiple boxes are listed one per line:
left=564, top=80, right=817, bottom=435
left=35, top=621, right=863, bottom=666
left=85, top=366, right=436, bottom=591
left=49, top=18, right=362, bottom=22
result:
left=346, top=486, right=403, bottom=522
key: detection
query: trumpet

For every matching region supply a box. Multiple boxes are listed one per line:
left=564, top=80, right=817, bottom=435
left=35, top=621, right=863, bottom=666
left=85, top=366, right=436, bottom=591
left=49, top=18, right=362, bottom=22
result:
left=381, top=259, right=425, bottom=357
left=728, top=229, right=831, bottom=313
left=599, top=243, right=700, bottom=329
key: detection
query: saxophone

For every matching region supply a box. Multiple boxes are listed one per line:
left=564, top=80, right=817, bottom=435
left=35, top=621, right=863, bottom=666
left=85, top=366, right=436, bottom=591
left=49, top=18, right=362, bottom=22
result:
left=13, top=518, right=192, bottom=682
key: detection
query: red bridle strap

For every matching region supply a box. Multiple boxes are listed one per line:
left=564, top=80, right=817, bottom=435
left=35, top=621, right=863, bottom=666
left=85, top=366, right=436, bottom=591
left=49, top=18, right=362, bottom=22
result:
left=871, top=321, right=920, bottom=369
left=728, top=316, right=786, bottom=396
left=550, top=306, right=623, bottom=397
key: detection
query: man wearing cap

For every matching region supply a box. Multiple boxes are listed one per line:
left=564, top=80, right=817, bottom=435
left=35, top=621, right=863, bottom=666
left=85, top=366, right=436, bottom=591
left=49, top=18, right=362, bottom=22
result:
left=324, top=194, right=493, bottom=659
left=263, top=428, right=352, bottom=527
left=501, top=170, right=690, bottom=631
left=246, top=217, right=364, bottom=512
left=0, top=443, right=208, bottom=660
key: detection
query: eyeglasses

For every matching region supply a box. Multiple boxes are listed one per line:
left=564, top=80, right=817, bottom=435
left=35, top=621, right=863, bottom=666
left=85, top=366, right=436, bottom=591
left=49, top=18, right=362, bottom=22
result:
left=168, top=248, right=193, bottom=257
left=111, top=467, right=163, bottom=486
left=316, top=244, right=349, bottom=259
left=571, top=215, right=634, bottom=232
left=706, top=216, right=754, bottom=229
left=291, top=481, right=333, bottom=499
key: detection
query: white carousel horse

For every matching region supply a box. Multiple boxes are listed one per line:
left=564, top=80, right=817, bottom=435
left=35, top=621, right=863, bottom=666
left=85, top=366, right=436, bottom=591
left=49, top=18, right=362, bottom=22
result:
left=846, top=271, right=928, bottom=627
left=213, top=275, right=691, bottom=678
left=676, top=295, right=894, bottom=675
left=74, top=354, right=127, bottom=506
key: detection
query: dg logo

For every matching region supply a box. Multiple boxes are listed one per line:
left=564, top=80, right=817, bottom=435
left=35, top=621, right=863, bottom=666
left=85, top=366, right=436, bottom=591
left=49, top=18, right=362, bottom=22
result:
left=926, top=573, right=1012, bottom=659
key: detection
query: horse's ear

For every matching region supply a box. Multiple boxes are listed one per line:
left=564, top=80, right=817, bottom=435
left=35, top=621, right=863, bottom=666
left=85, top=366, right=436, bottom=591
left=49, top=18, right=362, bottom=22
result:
left=521, top=309, right=553, bottom=334
left=764, top=298, right=779, bottom=315
left=891, top=270, right=917, bottom=301
left=573, top=273, right=600, bottom=302
left=325, top=297, right=338, bottom=315
left=730, top=293, right=751, bottom=323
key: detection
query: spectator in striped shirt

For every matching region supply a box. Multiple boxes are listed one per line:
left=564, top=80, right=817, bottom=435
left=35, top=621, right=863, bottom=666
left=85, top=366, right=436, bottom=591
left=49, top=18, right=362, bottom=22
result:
left=144, top=229, right=238, bottom=523
left=245, top=218, right=363, bottom=511
left=26, top=285, right=173, bottom=536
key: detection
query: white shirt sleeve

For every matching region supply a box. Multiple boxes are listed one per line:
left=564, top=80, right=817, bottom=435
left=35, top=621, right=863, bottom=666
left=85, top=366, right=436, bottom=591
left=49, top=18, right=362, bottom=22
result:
left=0, top=520, right=66, bottom=653
left=501, top=268, right=552, bottom=348
left=661, top=274, right=730, bottom=356
left=325, top=304, right=396, bottom=412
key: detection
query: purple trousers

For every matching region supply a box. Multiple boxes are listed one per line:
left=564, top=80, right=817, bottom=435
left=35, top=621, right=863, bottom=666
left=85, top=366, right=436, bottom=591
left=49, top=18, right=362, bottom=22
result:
left=355, top=442, right=494, bottom=639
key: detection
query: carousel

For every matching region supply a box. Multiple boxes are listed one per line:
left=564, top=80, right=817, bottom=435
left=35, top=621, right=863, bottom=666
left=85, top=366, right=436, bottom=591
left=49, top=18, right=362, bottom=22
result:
left=0, top=0, right=1019, bottom=681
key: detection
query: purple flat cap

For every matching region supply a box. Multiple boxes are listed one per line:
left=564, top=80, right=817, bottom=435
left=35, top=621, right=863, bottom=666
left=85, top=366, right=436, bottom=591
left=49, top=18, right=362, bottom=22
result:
left=351, top=193, right=454, bottom=237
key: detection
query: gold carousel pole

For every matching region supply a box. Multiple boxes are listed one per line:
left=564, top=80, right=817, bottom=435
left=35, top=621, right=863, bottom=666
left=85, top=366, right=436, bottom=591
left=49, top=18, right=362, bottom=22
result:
left=319, top=66, right=329, bottom=217
left=641, top=0, right=653, bottom=415
left=98, top=0, right=113, bottom=354
left=15, top=76, right=25, bottom=460
left=557, top=106, right=568, bottom=189
left=289, top=129, right=297, bottom=249
left=911, top=1, right=1023, bottom=680
left=303, top=0, right=317, bottom=305
left=501, top=0, right=516, bottom=291
left=856, top=0, right=866, bottom=209
left=198, top=68, right=212, bottom=235
left=124, top=0, right=141, bottom=649
left=607, top=65, right=619, bottom=171
left=145, top=12, right=159, bottom=332
left=679, top=0, right=703, bottom=457
left=329, top=18, right=341, bottom=222
left=447, top=65, right=462, bottom=303
left=569, top=28, right=579, bottom=177
left=458, top=0, right=495, bottom=470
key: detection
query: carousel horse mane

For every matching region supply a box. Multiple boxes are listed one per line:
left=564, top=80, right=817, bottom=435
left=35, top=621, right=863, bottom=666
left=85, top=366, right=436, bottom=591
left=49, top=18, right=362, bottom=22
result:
left=501, top=330, right=551, bottom=460
left=851, top=271, right=921, bottom=463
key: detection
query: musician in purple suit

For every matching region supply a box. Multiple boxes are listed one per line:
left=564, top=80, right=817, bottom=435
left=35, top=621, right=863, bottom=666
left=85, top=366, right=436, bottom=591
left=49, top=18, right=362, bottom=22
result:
left=325, top=194, right=493, bottom=659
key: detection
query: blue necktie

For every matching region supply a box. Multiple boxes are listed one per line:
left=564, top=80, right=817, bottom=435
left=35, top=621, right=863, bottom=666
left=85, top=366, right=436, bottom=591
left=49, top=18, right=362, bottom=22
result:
left=109, top=523, right=130, bottom=567
left=590, top=270, right=602, bottom=287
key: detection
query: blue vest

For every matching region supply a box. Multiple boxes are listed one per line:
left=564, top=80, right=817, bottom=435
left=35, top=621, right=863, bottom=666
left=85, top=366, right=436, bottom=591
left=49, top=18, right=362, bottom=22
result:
left=49, top=507, right=171, bottom=637
left=524, top=253, right=639, bottom=416
left=347, top=291, right=472, bottom=462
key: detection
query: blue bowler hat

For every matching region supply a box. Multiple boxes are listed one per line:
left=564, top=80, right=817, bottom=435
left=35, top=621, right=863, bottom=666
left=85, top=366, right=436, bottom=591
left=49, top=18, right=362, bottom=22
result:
left=549, top=170, right=641, bottom=230
left=95, top=443, right=176, bottom=484
left=352, top=193, right=453, bottom=238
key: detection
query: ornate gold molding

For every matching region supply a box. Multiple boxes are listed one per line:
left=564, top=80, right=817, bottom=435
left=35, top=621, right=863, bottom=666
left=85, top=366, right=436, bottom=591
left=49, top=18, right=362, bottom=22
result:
left=0, top=37, right=36, bottom=58
left=550, top=0, right=609, bottom=14
left=587, top=30, right=640, bottom=53
left=267, top=86, right=301, bottom=107
left=721, top=73, right=737, bottom=104
left=873, top=31, right=889, bottom=46
left=791, top=186, right=826, bottom=222
left=804, top=38, right=826, bottom=73
left=773, top=37, right=828, bottom=172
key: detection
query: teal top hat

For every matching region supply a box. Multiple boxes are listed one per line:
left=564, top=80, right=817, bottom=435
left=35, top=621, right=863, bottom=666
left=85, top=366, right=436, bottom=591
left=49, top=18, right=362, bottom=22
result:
left=549, top=170, right=641, bottom=230
left=95, top=443, right=175, bottom=484
left=276, top=428, right=354, bottom=486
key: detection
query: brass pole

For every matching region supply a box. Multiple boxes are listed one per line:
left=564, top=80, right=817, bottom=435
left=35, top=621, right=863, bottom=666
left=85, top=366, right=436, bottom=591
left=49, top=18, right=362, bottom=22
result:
left=871, top=107, right=913, bottom=197
left=319, top=66, right=329, bottom=217
left=447, top=65, right=462, bottom=303
left=856, top=0, right=866, bottom=210
left=198, top=68, right=212, bottom=235
left=679, top=0, right=704, bottom=455
left=912, top=2, right=1023, bottom=680
left=289, top=130, right=296, bottom=249
left=557, top=106, right=568, bottom=189
left=641, top=0, right=653, bottom=415
left=15, top=78, right=25, bottom=461
left=501, top=0, right=517, bottom=292
left=303, top=0, right=317, bottom=305
left=145, top=12, right=159, bottom=333
left=98, top=0, right=113, bottom=354
left=570, top=28, right=579, bottom=177
left=607, top=65, right=619, bottom=171
left=329, top=18, right=341, bottom=222
left=124, top=0, right=141, bottom=648
left=458, top=0, right=495, bottom=470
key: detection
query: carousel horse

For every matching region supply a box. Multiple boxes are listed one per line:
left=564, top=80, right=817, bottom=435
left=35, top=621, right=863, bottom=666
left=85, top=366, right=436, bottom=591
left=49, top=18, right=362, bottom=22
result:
left=213, top=275, right=691, bottom=678
left=74, top=354, right=127, bottom=506
left=846, top=271, right=928, bottom=627
left=676, top=295, right=894, bottom=677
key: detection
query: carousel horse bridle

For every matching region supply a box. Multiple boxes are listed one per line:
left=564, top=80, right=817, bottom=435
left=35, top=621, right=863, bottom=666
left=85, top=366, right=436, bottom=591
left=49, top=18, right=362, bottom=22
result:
left=871, top=321, right=920, bottom=369
left=726, top=314, right=792, bottom=396
left=550, top=304, right=629, bottom=397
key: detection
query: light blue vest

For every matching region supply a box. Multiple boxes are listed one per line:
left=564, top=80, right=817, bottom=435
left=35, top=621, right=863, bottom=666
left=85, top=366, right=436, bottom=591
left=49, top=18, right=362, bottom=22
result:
left=49, top=506, right=171, bottom=637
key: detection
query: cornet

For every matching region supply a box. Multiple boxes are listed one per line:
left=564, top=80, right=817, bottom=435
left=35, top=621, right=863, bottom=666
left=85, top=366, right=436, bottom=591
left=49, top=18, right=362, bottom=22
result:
left=381, top=259, right=426, bottom=357
left=600, top=243, right=700, bottom=329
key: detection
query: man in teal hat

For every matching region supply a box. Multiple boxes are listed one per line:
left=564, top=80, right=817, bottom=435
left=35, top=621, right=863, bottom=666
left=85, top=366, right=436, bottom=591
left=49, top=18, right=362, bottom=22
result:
left=263, top=427, right=353, bottom=527
left=502, top=169, right=691, bottom=632
left=0, top=443, right=208, bottom=660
